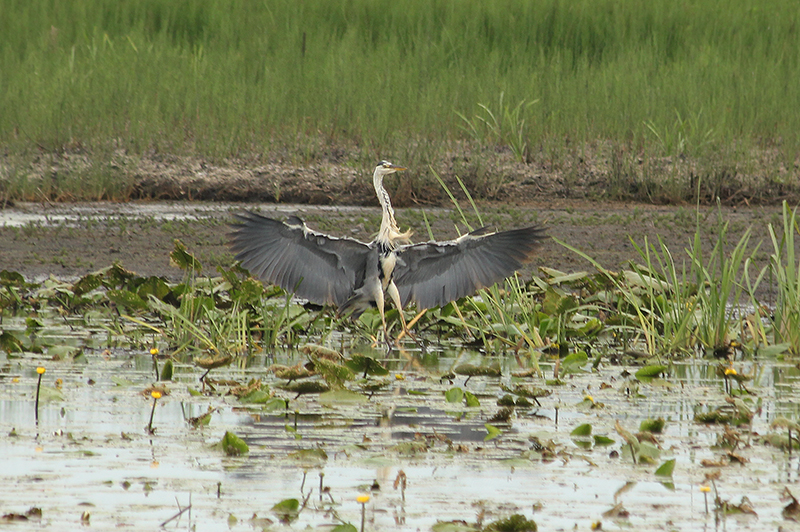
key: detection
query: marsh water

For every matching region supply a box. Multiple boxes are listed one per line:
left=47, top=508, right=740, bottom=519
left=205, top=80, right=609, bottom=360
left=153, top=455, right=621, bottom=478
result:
left=3, top=320, right=800, bottom=531
left=2, top=201, right=800, bottom=530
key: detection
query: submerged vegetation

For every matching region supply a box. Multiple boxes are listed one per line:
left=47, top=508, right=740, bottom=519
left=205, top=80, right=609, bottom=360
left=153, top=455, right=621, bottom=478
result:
left=2, top=0, right=800, bottom=203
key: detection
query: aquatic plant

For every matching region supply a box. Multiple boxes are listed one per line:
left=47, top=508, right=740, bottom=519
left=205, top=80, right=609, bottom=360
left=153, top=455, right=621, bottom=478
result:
left=767, top=201, right=800, bottom=355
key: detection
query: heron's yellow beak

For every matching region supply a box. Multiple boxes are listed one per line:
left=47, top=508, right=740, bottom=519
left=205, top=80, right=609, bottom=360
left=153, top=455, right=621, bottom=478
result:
left=391, top=165, right=406, bottom=172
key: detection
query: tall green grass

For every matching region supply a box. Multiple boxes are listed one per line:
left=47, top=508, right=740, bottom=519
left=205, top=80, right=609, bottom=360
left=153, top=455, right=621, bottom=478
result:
left=2, top=0, right=799, bottom=153
left=1, top=0, right=799, bottom=200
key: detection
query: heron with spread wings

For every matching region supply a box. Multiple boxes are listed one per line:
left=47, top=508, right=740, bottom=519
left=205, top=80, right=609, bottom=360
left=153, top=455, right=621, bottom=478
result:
left=229, top=161, right=545, bottom=342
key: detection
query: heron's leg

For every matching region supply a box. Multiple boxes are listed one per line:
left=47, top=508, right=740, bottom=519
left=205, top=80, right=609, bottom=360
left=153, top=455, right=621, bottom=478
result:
left=386, top=282, right=418, bottom=345
left=374, top=288, right=392, bottom=350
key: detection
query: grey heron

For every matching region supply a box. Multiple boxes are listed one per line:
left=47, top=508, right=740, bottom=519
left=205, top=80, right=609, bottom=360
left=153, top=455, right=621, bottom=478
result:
left=229, top=161, right=545, bottom=342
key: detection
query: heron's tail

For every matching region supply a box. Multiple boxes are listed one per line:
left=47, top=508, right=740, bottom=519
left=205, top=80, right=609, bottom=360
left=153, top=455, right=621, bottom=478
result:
left=337, top=295, right=376, bottom=320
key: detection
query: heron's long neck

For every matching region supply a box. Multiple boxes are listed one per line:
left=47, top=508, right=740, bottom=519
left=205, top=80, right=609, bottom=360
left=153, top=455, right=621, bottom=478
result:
left=374, top=172, right=410, bottom=248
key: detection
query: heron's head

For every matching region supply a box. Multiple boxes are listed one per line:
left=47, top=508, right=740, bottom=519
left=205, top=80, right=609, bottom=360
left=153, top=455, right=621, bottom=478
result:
left=374, top=160, right=406, bottom=178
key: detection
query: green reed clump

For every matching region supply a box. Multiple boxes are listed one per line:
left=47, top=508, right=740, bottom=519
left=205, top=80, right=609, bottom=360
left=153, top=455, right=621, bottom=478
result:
left=628, top=236, right=698, bottom=355
left=768, top=201, right=800, bottom=355
left=688, top=217, right=757, bottom=355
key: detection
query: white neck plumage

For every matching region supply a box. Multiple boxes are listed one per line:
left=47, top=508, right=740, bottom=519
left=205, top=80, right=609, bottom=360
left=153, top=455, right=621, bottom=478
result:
left=374, top=168, right=411, bottom=249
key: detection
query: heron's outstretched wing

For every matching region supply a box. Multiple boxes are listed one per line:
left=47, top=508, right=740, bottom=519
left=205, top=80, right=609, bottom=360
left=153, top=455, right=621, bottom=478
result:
left=393, top=226, right=546, bottom=309
left=229, top=212, right=371, bottom=307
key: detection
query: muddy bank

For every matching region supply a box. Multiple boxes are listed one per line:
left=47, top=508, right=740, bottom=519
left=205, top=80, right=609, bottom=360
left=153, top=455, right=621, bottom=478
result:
left=0, top=199, right=781, bottom=292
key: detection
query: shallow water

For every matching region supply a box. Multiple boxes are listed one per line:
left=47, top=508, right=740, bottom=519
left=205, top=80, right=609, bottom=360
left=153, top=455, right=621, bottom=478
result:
left=3, top=339, right=800, bottom=531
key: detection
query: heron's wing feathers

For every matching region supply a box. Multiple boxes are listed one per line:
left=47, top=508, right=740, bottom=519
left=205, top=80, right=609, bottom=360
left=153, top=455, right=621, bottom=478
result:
left=229, top=212, right=370, bottom=307
left=394, top=226, right=546, bottom=309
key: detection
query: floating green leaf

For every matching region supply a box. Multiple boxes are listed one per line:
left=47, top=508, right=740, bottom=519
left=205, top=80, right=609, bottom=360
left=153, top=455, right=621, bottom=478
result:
left=344, top=354, right=389, bottom=377
left=319, top=389, right=369, bottom=405
left=280, top=381, right=330, bottom=396
left=38, top=386, right=65, bottom=402
left=638, top=441, right=661, bottom=462
left=464, top=390, right=480, bottom=407
left=136, top=276, right=173, bottom=302
left=271, top=498, right=300, bottom=524
left=262, top=398, right=289, bottom=411
left=47, top=345, right=81, bottom=360
left=111, top=376, right=136, bottom=387
left=220, top=431, right=249, bottom=456
left=560, top=351, right=589, bottom=375
left=238, top=389, right=272, bottom=404
left=288, top=448, right=328, bottom=466
left=445, top=387, right=464, bottom=403
left=635, top=365, right=668, bottom=380
left=483, top=513, right=538, bottom=532
left=312, top=357, right=354, bottom=388
left=570, top=423, right=592, bottom=437
left=484, top=423, right=502, bottom=441
left=640, top=418, right=665, bottom=433
left=655, top=458, right=676, bottom=477
left=453, top=363, right=501, bottom=378
left=107, top=289, right=149, bottom=311
left=189, top=411, right=212, bottom=427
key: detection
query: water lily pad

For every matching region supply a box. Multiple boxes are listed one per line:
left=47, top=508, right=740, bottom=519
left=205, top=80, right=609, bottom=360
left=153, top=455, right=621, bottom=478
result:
left=483, top=513, right=537, bottom=532
left=560, top=351, right=589, bottom=375
left=484, top=423, right=502, bottom=441
left=318, top=389, right=368, bottom=405
left=640, top=418, right=665, bottom=433
left=111, top=376, right=136, bottom=387
left=238, top=389, right=273, bottom=404
left=188, top=411, right=212, bottom=427
left=271, top=498, right=300, bottom=524
left=464, top=390, right=480, bottom=407
left=453, top=363, right=501, bottom=378
left=37, top=386, right=65, bottom=402
left=635, top=365, right=668, bottom=380
left=280, top=381, right=330, bottom=396
left=107, top=289, right=149, bottom=311
left=570, top=423, right=592, bottom=437
left=262, top=397, right=289, bottom=411
left=47, top=345, right=81, bottom=360
left=344, top=354, right=389, bottom=377
left=270, top=364, right=313, bottom=381
left=445, top=387, right=464, bottom=403
left=195, top=353, right=233, bottom=370
left=655, top=458, right=676, bottom=477
left=136, top=276, right=173, bottom=302
left=300, top=344, right=343, bottom=360
left=288, top=448, right=328, bottom=465
left=220, top=431, right=248, bottom=456
left=312, top=358, right=354, bottom=387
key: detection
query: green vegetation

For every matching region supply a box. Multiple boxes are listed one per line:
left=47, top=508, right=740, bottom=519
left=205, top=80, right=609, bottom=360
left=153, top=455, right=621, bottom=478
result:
left=1, top=200, right=800, bottom=363
left=1, top=0, right=799, bottom=202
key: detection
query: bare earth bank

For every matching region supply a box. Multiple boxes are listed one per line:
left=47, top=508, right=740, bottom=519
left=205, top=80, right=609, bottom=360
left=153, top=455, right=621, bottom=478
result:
left=0, top=198, right=780, bottom=288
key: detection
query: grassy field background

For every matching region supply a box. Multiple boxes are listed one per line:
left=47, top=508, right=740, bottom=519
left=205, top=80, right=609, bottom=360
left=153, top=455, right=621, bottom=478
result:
left=1, top=0, right=799, bottom=203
